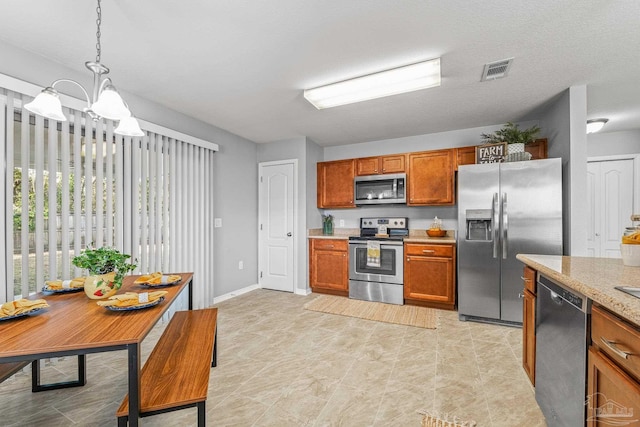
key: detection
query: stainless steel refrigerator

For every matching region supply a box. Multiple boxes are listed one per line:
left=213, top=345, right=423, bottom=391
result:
left=457, top=158, right=563, bottom=324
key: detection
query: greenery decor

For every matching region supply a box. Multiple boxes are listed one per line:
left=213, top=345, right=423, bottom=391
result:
left=481, top=122, right=541, bottom=145
left=72, top=247, right=137, bottom=289
left=322, top=214, right=334, bottom=235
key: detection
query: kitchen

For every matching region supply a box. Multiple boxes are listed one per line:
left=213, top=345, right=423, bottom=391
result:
left=1, top=1, right=640, bottom=426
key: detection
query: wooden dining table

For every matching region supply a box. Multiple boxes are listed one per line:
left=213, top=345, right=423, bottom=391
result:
left=0, top=273, right=194, bottom=427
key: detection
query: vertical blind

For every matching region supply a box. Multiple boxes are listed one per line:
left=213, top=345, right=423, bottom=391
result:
left=1, top=87, right=216, bottom=309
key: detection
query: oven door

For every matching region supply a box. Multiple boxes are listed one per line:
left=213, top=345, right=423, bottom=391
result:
left=348, top=241, right=403, bottom=284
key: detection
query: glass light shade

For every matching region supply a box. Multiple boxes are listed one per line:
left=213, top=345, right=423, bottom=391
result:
left=24, top=88, right=67, bottom=121
left=304, top=58, right=441, bottom=109
left=91, top=85, right=131, bottom=120
left=115, top=116, right=144, bottom=137
left=586, top=118, right=608, bottom=134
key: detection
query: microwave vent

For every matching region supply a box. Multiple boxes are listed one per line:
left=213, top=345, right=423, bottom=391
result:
left=481, top=58, right=514, bottom=81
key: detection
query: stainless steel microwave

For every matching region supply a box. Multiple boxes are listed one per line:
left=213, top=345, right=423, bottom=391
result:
left=354, top=173, right=406, bottom=205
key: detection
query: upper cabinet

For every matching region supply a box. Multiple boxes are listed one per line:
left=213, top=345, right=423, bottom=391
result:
left=317, top=159, right=356, bottom=208
left=356, top=154, right=406, bottom=176
left=455, top=146, right=476, bottom=170
left=526, top=138, right=548, bottom=160
left=407, top=149, right=455, bottom=205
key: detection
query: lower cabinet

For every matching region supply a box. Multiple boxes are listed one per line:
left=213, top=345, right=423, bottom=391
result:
left=403, top=243, right=455, bottom=310
left=587, top=304, right=640, bottom=426
left=587, top=348, right=640, bottom=426
left=309, top=239, right=348, bottom=296
left=522, top=266, right=537, bottom=385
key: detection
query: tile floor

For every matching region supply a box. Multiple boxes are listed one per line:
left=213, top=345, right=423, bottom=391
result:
left=0, top=289, right=546, bottom=426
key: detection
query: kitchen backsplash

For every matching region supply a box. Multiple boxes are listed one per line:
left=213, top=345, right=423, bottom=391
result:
left=320, top=205, right=458, bottom=231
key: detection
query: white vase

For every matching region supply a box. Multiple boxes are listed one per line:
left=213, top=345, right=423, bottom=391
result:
left=508, top=143, right=525, bottom=154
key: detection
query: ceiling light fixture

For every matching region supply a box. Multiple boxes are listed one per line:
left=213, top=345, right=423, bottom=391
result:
left=303, top=58, right=441, bottom=109
left=25, top=0, right=143, bottom=137
left=586, top=118, right=609, bottom=134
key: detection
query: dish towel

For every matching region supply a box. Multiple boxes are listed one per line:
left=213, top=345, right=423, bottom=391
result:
left=367, top=240, right=381, bottom=267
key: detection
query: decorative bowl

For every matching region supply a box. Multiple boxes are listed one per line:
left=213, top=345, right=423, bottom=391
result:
left=427, top=229, right=446, bottom=237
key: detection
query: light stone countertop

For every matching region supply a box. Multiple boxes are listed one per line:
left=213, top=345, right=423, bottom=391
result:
left=517, top=254, right=640, bottom=326
left=307, top=228, right=358, bottom=239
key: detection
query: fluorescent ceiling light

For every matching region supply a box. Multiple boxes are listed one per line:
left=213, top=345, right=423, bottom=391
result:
left=587, top=118, right=608, bottom=133
left=304, top=58, right=441, bottom=109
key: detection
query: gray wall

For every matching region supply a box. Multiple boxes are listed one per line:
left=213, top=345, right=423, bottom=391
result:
left=588, top=129, right=640, bottom=157
left=538, top=86, right=588, bottom=256
left=0, top=39, right=260, bottom=299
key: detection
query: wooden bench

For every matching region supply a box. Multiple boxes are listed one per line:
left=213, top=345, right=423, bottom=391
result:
left=0, top=361, right=30, bottom=383
left=116, top=308, right=218, bottom=426
left=0, top=357, right=86, bottom=391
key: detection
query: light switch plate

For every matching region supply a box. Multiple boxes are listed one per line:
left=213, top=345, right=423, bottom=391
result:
left=214, top=218, right=222, bottom=228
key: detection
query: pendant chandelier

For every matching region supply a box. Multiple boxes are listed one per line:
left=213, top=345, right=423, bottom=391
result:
left=25, top=0, right=143, bottom=137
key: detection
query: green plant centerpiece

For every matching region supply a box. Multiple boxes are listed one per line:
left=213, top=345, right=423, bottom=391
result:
left=72, top=247, right=137, bottom=299
left=481, top=122, right=540, bottom=145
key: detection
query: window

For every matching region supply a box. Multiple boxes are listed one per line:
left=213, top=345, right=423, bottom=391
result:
left=1, top=85, right=217, bottom=308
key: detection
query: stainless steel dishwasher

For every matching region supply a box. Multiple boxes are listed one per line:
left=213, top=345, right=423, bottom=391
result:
left=535, top=275, right=590, bottom=427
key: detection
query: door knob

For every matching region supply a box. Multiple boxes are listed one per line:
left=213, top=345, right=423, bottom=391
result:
left=287, top=232, right=292, bottom=237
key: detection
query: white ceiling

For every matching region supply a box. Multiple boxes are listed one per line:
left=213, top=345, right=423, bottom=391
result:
left=1, top=1, right=639, bottom=147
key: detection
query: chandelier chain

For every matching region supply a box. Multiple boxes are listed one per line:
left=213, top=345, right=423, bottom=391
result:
left=95, top=0, right=102, bottom=63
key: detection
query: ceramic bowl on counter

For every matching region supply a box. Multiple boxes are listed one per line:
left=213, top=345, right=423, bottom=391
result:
left=426, top=229, right=446, bottom=237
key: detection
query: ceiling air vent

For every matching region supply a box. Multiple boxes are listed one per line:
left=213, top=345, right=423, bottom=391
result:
left=481, top=58, right=514, bottom=81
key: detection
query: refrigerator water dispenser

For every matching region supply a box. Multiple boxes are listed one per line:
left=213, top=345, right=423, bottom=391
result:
left=465, top=209, right=492, bottom=241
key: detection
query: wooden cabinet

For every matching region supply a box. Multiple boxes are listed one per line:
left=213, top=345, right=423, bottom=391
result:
left=455, top=145, right=476, bottom=170
left=403, top=243, right=455, bottom=310
left=522, top=266, right=537, bottom=385
left=356, top=154, right=406, bottom=175
left=587, top=305, right=640, bottom=426
left=407, top=149, right=455, bottom=205
left=525, top=138, right=548, bottom=160
left=317, top=159, right=356, bottom=208
left=309, top=239, right=348, bottom=296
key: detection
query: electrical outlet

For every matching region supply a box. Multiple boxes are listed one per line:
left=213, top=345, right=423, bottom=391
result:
left=238, top=261, right=244, bottom=270
left=339, top=219, right=345, bottom=227
left=214, top=218, right=222, bottom=228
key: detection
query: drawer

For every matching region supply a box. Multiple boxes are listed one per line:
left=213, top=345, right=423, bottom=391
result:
left=405, top=243, right=453, bottom=257
left=311, top=239, right=348, bottom=251
left=592, top=304, right=640, bottom=382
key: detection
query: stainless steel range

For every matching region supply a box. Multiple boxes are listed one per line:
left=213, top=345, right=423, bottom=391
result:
left=348, top=217, right=408, bottom=305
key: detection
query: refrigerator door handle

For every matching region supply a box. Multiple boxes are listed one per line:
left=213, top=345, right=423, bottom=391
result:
left=492, top=192, right=499, bottom=258
left=502, top=192, right=508, bottom=259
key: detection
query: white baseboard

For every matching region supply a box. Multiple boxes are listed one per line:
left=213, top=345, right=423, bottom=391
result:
left=295, top=287, right=311, bottom=296
left=213, top=284, right=260, bottom=304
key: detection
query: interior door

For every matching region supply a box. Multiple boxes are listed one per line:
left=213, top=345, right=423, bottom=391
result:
left=587, top=159, right=634, bottom=258
left=258, top=161, right=295, bottom=292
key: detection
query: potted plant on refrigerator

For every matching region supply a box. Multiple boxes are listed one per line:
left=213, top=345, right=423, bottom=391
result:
left=481, top=122, right=541, bottom=157
left=72, top=247, right=137, bottom=299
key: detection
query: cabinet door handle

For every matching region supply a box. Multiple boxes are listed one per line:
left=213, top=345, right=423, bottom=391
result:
left=521, top=276, right=531, bottom=282
left=518, top=293, right=524, bottom=298
left=324, top=245, right=334, bottom=249
left=406, top=257, right=410, bottom=262
left=422, top=250, right=435, bottom=253
left=600, top=337, right=631, bottom=359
